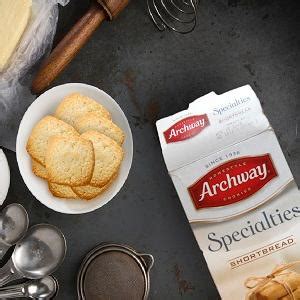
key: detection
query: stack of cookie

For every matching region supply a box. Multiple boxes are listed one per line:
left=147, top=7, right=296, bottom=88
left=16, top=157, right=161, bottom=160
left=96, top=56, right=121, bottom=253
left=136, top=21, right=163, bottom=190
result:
left=247, top=269, right=300, bottom=300
left=26, top=93, right=124, bottom=200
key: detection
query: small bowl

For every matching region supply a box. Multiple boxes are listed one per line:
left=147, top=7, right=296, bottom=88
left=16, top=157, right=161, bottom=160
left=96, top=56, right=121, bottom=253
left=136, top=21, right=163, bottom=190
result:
left=16, top=83, right=133, bottom=214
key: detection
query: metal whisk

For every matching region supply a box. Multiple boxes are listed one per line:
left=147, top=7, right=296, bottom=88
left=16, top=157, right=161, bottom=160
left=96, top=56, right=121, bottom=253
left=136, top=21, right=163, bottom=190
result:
left=147, top=0, right=199, bottom=34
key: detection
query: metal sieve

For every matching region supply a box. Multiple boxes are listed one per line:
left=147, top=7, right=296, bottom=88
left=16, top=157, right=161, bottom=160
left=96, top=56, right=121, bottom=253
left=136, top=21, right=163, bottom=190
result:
left=77, top=243, right=154, bottom=300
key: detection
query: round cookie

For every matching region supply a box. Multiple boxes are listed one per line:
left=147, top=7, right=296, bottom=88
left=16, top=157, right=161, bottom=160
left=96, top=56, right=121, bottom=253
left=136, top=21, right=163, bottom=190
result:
left=32, top=158, right=79, bottom=199
left=32, top=159, right=48, bottom=179
left=49, top=183, right=78, bottom=199
left=54, top=93, right=111, bottom=127
left=80, top=131, right=123, bottom=187
left=71, top=185, right=106, bottom=201
left=45, top=136, right=95, bottom=186
left=74, top=112, right=125, bottom=145
left=72, top=173, right=117, bottom=200
left=26, top=115, right=79, bottom=166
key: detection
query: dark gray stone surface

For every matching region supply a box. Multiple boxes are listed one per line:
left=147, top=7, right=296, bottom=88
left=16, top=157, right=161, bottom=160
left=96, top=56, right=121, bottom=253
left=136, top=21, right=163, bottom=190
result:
left=2, top=0, right=300, bottom=299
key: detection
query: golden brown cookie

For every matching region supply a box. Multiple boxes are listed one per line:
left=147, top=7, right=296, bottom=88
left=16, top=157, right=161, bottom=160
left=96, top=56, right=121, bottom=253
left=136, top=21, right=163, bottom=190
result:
left=32, top=159, right=47, bottom=179
left=255, top=271, right=300, bottom=299
left=74, top=112, right=125, bottom=145
left=48, top=182, right=78, bottom=199
left=71, top=185, right=106, bottom=200
left=72, top=173, right=117, bottom=200
left=26, top=115, right=79, bottom=165
left=45, top=136, right=95, bottom=186
left=80, top=131, right=123, bottom=187
left=54, top=93, right=111, bottom=127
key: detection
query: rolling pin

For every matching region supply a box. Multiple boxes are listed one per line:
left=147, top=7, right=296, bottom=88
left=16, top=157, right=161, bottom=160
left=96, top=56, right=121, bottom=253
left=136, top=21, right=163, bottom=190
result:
left=31, top=0, right=129, bottom=94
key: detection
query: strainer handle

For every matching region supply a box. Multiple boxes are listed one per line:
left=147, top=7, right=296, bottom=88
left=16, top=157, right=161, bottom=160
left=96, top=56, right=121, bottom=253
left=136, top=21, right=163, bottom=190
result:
left=139, top=253, right=154, bottom=271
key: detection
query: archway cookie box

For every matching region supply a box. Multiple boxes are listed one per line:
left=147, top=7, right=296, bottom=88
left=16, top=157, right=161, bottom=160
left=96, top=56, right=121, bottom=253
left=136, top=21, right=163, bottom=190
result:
left=156, top=85, right=300, bottom=300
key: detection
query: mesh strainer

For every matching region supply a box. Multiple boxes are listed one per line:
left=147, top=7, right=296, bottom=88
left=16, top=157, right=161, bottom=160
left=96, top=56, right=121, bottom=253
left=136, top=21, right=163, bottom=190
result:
left=77, top=243, right=154, bottom=300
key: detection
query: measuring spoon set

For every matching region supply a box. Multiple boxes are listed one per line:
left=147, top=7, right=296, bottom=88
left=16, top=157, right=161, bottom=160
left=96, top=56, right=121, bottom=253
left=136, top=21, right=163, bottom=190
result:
left=0, top=203, right=66, bottom=299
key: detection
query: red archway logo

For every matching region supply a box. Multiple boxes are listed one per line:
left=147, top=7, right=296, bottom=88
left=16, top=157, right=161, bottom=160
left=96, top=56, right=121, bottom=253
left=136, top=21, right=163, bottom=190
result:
left=164, top=115, right=210, bottom=143
left=188, top=154, right=278, bottom=209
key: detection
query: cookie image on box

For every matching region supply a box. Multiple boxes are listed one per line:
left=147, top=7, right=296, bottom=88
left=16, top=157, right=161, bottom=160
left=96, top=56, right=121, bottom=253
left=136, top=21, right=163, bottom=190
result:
left=54, top=93, right=111, bottom=127
left=80, top=131, right=123, bottom=187
left=26, top=115, right=79, bottom=165
left=246, top=268, right=300, bottom=300
left=45, top=136, right=95, bottom=186
left=74, top=112, right=125, bottom=145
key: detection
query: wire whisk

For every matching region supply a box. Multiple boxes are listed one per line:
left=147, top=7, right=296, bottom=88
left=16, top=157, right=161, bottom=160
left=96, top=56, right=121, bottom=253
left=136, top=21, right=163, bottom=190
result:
left=147, top=0, right=199, bottom=34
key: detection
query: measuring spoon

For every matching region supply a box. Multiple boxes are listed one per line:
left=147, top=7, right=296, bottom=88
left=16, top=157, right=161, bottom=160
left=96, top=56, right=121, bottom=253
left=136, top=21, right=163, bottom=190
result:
left=0, top=224, right=66, bottom=287
left=0, top=203, right=29, bottom=259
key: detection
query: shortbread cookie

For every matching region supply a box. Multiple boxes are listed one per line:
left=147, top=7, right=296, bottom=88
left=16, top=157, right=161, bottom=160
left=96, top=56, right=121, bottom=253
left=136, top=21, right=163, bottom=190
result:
left=46, top=136, right=95, bottom=186
left=81, top=110, right=111, bottom=120
left=26, top=115, right=79, bottom=165
left=72, top=173, right=117, bottom=200
left=32, top=159, right=47, bottom=179
left=49, top=182, right=78, bottom=199
left=74, top=112, right=125, bottom=145
left=80, top=131, right=123, bottom=187
left=72, top=185, right=106, bottom=200
left=54, top=93, right=111, bottom=127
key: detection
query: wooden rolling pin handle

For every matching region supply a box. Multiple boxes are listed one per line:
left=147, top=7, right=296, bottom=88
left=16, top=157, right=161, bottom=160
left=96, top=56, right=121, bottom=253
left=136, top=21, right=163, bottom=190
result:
left=31, top=3, right=106, bottom=94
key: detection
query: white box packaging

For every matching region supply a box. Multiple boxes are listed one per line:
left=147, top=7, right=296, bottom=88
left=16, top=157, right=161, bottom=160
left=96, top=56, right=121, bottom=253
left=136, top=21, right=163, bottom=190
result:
left=156, top=85, right=300, bottom=299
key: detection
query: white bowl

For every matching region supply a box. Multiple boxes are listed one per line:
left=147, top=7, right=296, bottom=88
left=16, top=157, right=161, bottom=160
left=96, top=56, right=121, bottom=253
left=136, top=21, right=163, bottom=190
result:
left=16, top=83, right=133, bottom=214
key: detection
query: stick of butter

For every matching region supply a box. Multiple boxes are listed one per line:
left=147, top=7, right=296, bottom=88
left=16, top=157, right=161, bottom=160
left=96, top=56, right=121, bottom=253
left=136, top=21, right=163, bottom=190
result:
left=0, top=0, right=32, bottom=72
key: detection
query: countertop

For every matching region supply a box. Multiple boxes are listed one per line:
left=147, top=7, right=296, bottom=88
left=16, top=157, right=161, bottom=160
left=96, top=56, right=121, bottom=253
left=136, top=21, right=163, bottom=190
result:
left=3, top=0, right=300, bottom=299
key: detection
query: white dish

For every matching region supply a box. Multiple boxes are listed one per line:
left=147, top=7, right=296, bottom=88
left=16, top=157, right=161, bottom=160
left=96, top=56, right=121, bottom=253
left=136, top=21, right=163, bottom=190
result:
left=16, top=83, right=133, bottom=214
left=0, top=149, right=10, bottom=206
